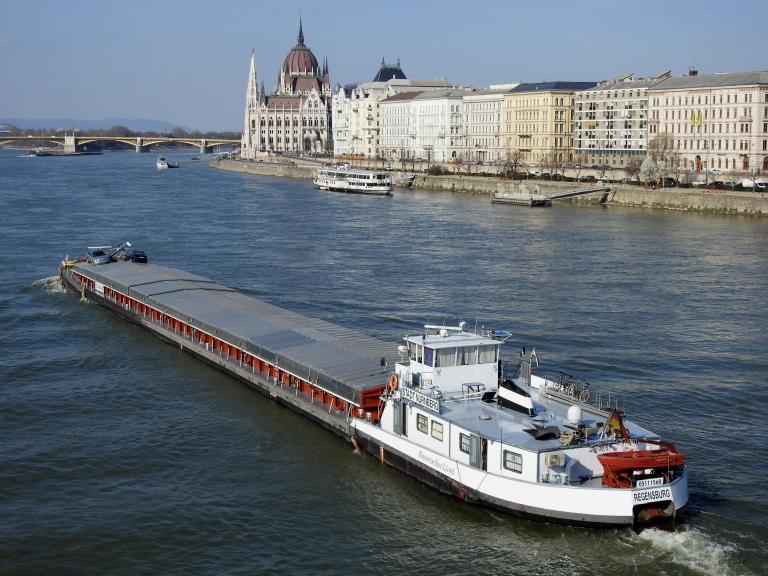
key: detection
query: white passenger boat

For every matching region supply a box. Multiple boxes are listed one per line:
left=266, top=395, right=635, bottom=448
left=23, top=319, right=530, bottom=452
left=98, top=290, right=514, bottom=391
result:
left=352, top=324, right=688, bottom=528
left=314, top=165, right=392, bottom=195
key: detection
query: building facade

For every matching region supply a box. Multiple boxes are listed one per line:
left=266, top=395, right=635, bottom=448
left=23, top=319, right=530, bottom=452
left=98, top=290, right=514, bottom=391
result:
left=502, top=82, right=595, bottom=166
left=241, top=20, right=332, bottom=158
left=379, top=89, right=469, bottom=162
left=573, top=72, right=669, bottom=168
left=648, top=71, right=768, bottom=176
left=331, top=61, right=454, bottom=159
left=462, top=84, right=518, bottom=163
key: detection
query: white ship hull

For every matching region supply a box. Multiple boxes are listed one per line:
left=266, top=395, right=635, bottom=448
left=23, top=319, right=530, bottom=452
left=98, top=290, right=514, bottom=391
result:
left=314, top=166, right=392, bottom=195
left=353, top=418, right=688, bottom=527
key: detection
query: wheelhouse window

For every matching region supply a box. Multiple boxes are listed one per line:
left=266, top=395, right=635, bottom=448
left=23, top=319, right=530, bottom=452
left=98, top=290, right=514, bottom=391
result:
left=408, top=342, right=423, bottom=363
left=431, top=421, right=444, bottom=442
left=416, top=414, right=428, bottom=434
left=459, top=433, right=470, bottom=454
left=424, top=347, right=434, bottom=367
left=435, top=347, right=456, bottom=367
left=479, top=344, right=498, bottom=364
left=503, top=450, right=523, bottom=473
left=459, top=346, right=478, bottom=366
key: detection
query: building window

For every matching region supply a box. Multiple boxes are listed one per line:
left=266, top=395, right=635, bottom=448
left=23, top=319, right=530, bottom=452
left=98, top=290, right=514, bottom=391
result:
left=459, top=433, right=470, bottom=454
left=416, top=413, right=428, bottom=434
left=431, top=421, right=444, bottom=442
left=503, top=450, right=523, bottom=473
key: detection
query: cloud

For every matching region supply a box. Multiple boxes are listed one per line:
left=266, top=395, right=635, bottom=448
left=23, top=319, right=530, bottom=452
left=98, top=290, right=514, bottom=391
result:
left=0, top=35, right=11, bottom=47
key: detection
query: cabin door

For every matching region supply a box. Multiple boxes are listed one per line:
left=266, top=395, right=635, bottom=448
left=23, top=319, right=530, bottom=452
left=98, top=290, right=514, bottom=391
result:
left=393, top=401, right=407, bottom=436
left=469, top=435, right=487, bottom=470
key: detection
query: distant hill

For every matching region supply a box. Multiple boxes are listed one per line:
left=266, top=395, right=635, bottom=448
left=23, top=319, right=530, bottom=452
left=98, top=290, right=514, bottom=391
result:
left=0, top=117, right=190, bottom=132
left=0, top=122, right=17, bottom=132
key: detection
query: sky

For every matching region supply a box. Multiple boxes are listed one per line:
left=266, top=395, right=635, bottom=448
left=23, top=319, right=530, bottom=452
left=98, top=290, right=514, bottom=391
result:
left=1, top=0, right=766, bottom=132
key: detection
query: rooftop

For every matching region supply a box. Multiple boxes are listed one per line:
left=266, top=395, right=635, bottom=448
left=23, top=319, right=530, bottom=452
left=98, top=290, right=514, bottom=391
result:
left=510, top=81, right=597, bottom=93
left=648, top=70, right=768, bottom=91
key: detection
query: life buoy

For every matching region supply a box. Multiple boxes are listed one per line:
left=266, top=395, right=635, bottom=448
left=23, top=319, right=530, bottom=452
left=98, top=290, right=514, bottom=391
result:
left=388, top=373, right=399, bottom=392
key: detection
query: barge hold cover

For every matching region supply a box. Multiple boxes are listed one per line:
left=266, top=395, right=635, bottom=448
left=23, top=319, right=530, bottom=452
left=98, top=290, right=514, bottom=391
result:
left=75, top=262, right=397, bottom=405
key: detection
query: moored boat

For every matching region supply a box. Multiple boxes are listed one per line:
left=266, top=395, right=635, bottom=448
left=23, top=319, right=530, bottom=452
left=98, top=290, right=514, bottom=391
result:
left=59, top=254, right=688, bottom=529
left=156, top=156, right=169, bottom=169
left=314, top=165, right=392, bottom=195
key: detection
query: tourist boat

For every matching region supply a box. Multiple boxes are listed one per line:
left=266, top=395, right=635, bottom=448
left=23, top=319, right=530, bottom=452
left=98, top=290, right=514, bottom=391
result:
left=314, top=165, right=392, bottom=195
left=58, top=256, right=688, bottom=529
left=156, top=156, right=179, bottom=170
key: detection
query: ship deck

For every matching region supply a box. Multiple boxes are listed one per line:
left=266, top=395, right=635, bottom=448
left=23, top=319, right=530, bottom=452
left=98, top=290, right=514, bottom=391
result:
left=437, top=389, right=656, bottom=452
left=72, top=261, right=398, bottom=405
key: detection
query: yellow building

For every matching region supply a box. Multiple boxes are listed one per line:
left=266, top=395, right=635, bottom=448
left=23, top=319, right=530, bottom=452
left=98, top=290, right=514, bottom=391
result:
left=503, top=82, right=595, bottom=167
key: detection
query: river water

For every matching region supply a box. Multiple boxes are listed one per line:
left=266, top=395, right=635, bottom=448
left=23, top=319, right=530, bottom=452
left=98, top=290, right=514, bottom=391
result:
left=1, top=148, right=766, bottom=575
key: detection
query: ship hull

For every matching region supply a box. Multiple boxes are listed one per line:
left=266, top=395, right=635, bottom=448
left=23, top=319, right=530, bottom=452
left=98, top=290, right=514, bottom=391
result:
left=352, top=420, right=688, bottom=529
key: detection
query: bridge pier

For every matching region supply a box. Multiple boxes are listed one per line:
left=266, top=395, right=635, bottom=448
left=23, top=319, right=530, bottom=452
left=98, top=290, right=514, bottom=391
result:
left=63, top=135, right=78, bottom=153
left=199, top=139, right=210, bottom=154
left=135, top=137, right=148, bottom=152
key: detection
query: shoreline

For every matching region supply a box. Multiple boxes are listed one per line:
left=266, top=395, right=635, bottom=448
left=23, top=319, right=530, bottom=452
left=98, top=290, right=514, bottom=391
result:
left=210, top=158, right=768, bottom=217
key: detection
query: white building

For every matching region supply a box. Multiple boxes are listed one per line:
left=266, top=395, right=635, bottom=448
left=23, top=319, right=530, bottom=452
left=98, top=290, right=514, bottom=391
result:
left=648, top=70, right=768, bottom=176
left=331, top=60, right=455, bottom=159
left=463, top=84, right=518, bottom=163
left=573, top=72, right=669, bottom=168
left=379, top=89, right=470, bottom=162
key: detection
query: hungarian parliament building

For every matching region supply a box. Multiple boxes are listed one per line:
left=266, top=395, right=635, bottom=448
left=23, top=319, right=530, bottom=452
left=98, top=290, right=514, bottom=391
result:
left=241, top=20, right=332, bottom=158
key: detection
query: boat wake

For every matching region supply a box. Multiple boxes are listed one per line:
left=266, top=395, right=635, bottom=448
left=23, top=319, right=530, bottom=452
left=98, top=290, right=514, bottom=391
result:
left=27, top=276, right=66, bottom=294
left=629, top=526, right=743, bottom=576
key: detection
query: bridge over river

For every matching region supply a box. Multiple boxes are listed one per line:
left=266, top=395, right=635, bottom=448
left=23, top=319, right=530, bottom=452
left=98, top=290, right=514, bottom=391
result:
left=0, top=134, right=240, bottom=153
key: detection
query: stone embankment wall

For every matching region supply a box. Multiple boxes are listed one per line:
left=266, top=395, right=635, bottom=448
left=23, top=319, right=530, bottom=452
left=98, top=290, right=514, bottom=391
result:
left=212, top=159, right=768, bottom=216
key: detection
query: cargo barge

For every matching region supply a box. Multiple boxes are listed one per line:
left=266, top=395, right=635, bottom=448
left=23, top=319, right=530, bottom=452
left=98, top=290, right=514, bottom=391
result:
left=60, top=256, right=688, bottom=528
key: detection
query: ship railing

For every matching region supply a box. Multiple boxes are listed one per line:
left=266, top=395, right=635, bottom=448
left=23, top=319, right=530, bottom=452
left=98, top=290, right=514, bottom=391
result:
left=536, top=370, right=624, bottom=415
left=440, top=390, right=488, bottom=404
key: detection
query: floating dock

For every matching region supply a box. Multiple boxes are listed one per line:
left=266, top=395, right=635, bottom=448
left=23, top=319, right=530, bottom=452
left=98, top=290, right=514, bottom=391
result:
left=491, top=191, right=552, bottom=207
left=61, top=261, right=396, bottom=436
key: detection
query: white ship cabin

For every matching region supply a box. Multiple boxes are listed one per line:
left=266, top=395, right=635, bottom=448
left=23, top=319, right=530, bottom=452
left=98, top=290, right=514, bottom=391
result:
left=384, top=324, right=659, bottom=487
left=394, top=323, right=499, bottom=397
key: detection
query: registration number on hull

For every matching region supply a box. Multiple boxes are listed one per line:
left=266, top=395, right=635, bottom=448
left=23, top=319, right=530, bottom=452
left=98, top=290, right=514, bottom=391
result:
left=636, top=477, right=664, bottom=488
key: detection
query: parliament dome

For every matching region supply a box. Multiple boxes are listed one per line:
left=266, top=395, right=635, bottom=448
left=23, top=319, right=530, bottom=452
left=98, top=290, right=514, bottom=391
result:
left=282, top=20, right=319, bottom=76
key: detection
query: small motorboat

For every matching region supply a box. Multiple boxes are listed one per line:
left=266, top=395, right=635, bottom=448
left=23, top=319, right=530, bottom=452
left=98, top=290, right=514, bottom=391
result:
left=156, top=156, right=179, bottom=169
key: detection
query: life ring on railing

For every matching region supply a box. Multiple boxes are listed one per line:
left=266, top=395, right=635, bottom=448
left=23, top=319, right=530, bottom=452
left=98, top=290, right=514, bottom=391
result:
left=388, top=373, right=399, bottom=393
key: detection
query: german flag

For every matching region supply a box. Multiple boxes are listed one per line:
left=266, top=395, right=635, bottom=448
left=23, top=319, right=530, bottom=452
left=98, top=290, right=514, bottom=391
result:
left=606, top=409, right=629, bottom=439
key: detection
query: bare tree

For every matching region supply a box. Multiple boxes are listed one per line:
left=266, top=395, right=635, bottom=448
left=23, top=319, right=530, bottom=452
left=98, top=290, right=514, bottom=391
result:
left=503, top=149, right=524, bottom=179
left=540, top=151, right=557, bottom=179
left=625, top=158, right=642, bottom=182
left=648, top=133, right=675, bottom=164
left=668, top=152, right=687, bottom=185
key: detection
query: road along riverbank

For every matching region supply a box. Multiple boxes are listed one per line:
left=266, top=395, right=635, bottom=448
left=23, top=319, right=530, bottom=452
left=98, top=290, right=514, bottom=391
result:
left=211, top=158, right=768, bottom=216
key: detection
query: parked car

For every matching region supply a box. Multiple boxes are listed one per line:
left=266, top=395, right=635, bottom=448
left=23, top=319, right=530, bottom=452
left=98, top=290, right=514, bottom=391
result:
left=87, top=248, right=110, bottom=265
left=579, top=175, right=597, bottom=182
left=691, top=179, right=707, bottom=186
left=619, top=177, right=630, bottom=184
left=128, top=250, right=148, bottom=264
left=540, top=172, right=551, bottom=179
left=661, top=177, right=677, bottom=187
left=741, top=178, right=767, bottom=189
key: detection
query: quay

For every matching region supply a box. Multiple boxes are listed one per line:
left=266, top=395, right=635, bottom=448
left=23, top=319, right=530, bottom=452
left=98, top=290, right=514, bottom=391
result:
left=212, top=158, right=768, bottom=216
left=61, top=261, right=396, bottom=437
